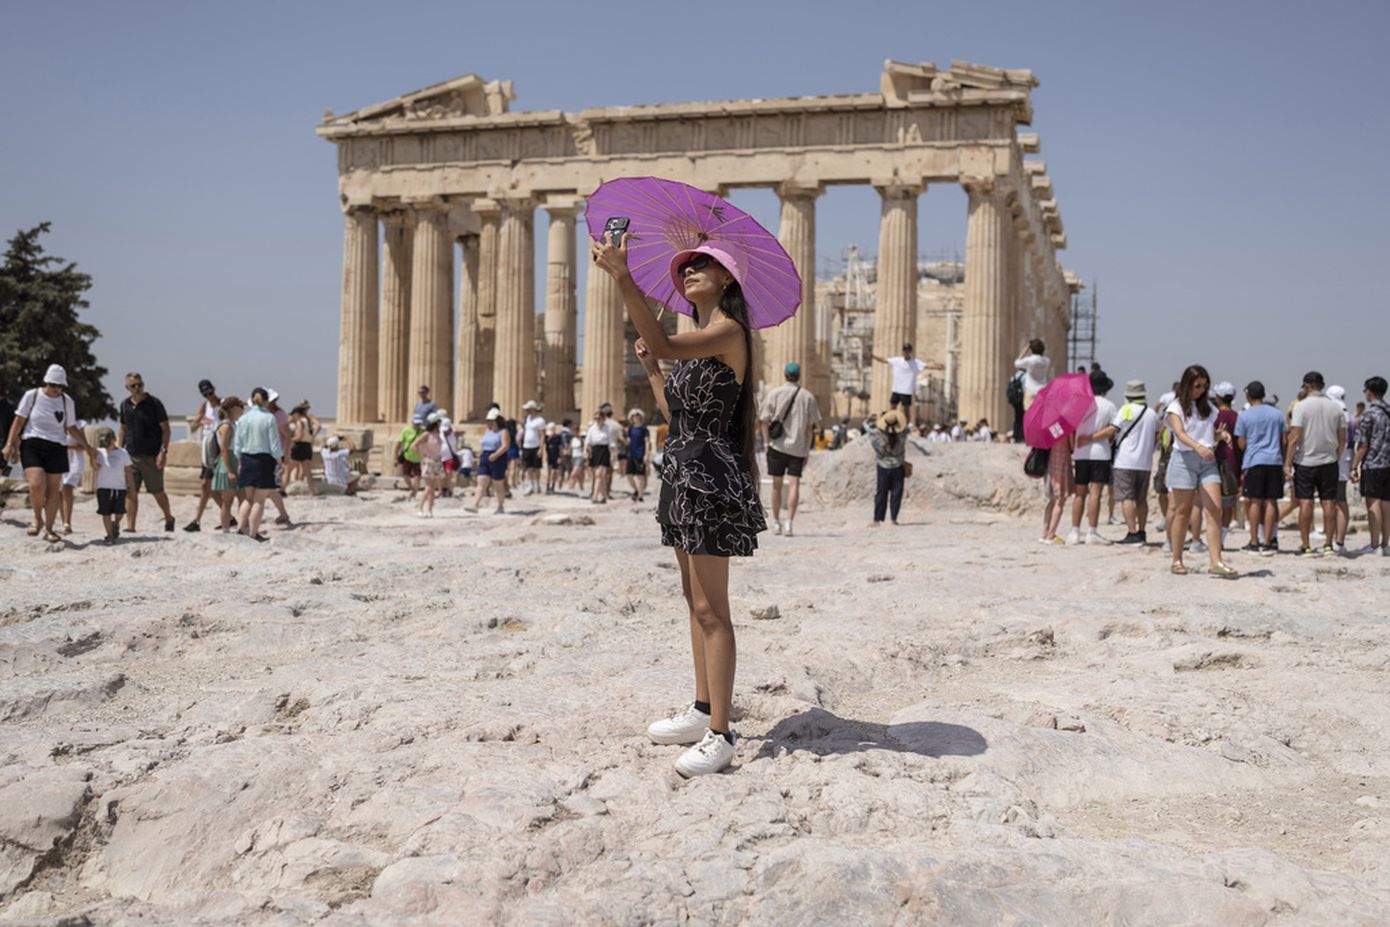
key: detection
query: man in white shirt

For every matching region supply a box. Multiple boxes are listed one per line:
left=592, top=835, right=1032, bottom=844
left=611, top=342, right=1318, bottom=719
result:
left=520, top=399, right=547, bottom=496
left=1068, top=370, right=1119, bottom=544
left=1110, top=380, right=1160, bottom=545
left=871, top=343, right=925, bottom=415
left=320, top=435, right=361, bottom=495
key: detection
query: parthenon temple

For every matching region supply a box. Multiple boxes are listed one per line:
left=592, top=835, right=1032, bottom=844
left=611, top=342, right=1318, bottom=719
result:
left=319, top=60, right=1078, bottom=430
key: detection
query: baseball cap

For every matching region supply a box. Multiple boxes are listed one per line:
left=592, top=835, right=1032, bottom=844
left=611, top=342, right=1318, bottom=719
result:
left=1214, top=381, right=1235, bottom=400
left=198, top=379, right=215, bottom=396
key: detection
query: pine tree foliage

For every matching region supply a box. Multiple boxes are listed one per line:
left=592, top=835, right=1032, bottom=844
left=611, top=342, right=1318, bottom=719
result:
left=0, top=223, right=114, bottom=419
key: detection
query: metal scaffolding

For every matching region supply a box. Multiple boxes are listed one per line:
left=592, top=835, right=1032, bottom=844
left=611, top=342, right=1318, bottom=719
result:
left=1068, top=280, right=1098, bottom=373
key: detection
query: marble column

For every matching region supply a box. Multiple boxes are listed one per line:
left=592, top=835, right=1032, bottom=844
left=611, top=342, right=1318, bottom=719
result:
left=580, top=234, right=626, bottom=419
left=407, top=200, right=454, bottom=413
left=767, top=182, right=822, bottom=401
left=336, top=206, right=379, bottom=425
left=473, top=199, right=500, bottom=413
left=959, top=180, right=1009, bottom=428
left=378, top=210, right=413, bottom=423
left=542, top=201, right=579, bottom=413
left=454, top=232, right=482, bottom=420
left=491, top=196, right=536, bottom=417
left=869, top=181, right=921, bottom=413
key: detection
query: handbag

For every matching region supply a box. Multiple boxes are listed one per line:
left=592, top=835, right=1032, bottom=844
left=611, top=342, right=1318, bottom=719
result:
left=1024, top=446, right=1050, bottom=478
left=766, top=386, right=800, bottom=441
left=903, top=460, right=914, bottom=478
left=1218, top=457, right=1240, bottom=497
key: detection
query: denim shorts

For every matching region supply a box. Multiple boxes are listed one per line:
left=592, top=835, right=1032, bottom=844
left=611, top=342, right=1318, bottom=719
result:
left=1166, top=448, right=1220, bottom=490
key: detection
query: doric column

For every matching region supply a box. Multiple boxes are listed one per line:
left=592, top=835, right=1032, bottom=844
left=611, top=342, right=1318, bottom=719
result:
left=542, top=199, right=580, bottom=413
left=580, top=220, right=626, bottom=419
left=869, top=181, right=921, bottom=412
left=472, top=200, right=500, bottom=413
left=454, top=232, right=482, bottom=420
left=407, top=199, right=454, bottom=412
left=378, top=210, right=413, bottom=422
left=767, top=181, right=822, bottom=403
left=959, top=179, right=1010, bottom=428
left=336, top=206, right=379, bottom=425
left=491, top=196, right=536, bottom=417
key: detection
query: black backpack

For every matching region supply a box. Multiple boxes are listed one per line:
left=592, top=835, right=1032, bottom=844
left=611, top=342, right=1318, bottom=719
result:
left=1006, top=373, right=1024, bottom=408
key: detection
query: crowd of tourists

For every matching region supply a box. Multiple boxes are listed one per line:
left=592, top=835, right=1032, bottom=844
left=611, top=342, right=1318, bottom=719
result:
left=1011, top=343, right=1390, bottom=575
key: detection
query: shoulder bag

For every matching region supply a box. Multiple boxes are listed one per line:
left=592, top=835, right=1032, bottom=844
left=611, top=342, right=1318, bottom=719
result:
left=766, top=386, right=800, bottom=441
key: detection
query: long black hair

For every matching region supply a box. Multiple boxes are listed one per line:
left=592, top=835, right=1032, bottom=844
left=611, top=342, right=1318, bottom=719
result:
left=1178, top=364, right=1212, bottom=419
left=690, top=281, right=760, bottom=483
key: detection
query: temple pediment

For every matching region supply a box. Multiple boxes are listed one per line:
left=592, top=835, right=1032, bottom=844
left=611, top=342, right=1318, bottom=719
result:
left=321, top=74, right=514, bottom=128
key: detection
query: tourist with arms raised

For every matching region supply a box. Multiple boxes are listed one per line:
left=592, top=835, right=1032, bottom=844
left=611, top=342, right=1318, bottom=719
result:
left=593, top=235, right=767, bottom=777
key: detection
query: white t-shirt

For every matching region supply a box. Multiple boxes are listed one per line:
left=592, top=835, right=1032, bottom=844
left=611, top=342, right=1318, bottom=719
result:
left=1073, top=396, right=1118, bottom=461
left=16, top=389, right=77, bottom=445
left=1166, top=400, right=1218, bottom=449
left=459, top=447, right=475, bottom=469
left=570, top=436, right=584, bottom=459
left=195, top=399, right=218, bottom=439
left=95, top=448, right=132, bottom=491
left=522, top=414, right=546, bottom=449
left=1013, top=354, right=1051, bottom=395
left=320, top=447, right=351, bottom=486
left=978, top=425, right=993, bottom=442
left=585, top=423, right=610, bottom=446
left=1111, top=402, right=1159, bottom=471
left=887, top=357, right=925, bottom=396
left=950, top=424, right=964, bottom=441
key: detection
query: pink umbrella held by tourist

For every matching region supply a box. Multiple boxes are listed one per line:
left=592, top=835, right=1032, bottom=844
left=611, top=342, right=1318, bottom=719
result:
left=587, top=175, right=802, bottom=777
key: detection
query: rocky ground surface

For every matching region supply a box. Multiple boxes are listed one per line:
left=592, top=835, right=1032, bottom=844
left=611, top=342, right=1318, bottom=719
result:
left=2, top=441, right=1389, bottom=925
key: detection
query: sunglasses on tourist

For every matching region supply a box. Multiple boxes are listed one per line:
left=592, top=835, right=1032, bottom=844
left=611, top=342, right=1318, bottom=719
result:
left=677, top=254, right=714, bottom=277
left=127, top=382, right=144, bottom=390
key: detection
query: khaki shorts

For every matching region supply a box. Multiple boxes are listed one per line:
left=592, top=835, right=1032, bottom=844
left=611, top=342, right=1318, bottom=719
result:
left=129, top=455, right=165, bottom=494
left=1112, top=468, right=1151, bottom=502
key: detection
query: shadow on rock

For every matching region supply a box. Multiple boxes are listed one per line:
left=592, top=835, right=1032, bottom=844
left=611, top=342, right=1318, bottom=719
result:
left=751, top=707, right=987, bottom=760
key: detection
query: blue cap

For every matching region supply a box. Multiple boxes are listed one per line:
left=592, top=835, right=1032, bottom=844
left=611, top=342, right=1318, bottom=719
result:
left=784, top=362, right=801, bottom=379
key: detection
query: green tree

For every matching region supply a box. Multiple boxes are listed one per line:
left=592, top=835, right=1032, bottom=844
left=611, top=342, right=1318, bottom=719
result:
left=0, top=223, right=114, bottom=420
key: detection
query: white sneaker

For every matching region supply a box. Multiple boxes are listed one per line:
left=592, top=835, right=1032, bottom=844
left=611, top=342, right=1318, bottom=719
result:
left=773, top=521, right=783, bottom=536
left=1155, top=518, right=1167, bottom=532
left=1107, top=515, right=1118, bottom=526
left=675, top=728, right=736, bottom=778
left=1220, top=527, right=1230, bottom=548
left=1162, top=539, right=1172, bottom=553
left=1191, top=539, right=1207, bottom=554
left=783, top=520, right=794, bottom=537
left=1065, top=528, right=1081, bottom=545
left=1086, top=529, right=1104, bottom=545
left=647, top=703, right=711, bottom=745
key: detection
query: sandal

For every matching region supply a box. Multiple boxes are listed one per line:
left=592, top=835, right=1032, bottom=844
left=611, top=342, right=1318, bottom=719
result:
left=43, top=530, right=62, bottom=544
left=1170, top=562, right=1189, bottom=575
left=1209, top=562, right=1239, bottom=578
left=26, top=523, right=40, bottom=537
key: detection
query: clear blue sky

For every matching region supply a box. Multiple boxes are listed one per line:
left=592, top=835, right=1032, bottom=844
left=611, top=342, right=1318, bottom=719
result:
left=3, top=0, right=1387, bottom=420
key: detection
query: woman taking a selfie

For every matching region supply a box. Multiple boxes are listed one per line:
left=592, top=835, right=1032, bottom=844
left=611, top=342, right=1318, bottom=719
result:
left=592, top=234, right=767, bottom=778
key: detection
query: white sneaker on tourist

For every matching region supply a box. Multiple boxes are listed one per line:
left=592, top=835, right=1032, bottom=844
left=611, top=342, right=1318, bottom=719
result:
left=1155, top=518, right=1166, bottom=533
left=1162, top=538, right=1172, bottom=553
left=1086, top=529, right=1104, bottom=545
left=783, top=520, right=794, bottom=537
left=675, top=728, right=737, bottom=778
left=1190, top=539, right=1207, bottom=554
left=1220, top=527, right=1230, bottom=548
left=773, top=520, right=783, bottom=536
left=1107, top=515, right=1118, bottom=526
left=1065, top=528, right=1081, bottom=545
left=647, top=703, right=711, bottom=745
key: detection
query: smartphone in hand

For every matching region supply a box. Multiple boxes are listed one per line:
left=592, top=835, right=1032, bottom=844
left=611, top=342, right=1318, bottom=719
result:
left=603, top=216, right=630, bottom=248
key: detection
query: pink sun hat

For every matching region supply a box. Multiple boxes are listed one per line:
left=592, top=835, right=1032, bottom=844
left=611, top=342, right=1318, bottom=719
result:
left=668, top=244, right=745, bottom=303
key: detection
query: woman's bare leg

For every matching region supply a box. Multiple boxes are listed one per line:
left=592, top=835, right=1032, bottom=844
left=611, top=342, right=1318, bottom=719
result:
left=687, top=553, right=735, bottom=734
left=1169, top=488, right=1195, bottom=566
left=675, top=551, right=708, bottom=706
left=24, top=467, right=46, bottom=530
left=61, top=484, right=75, bottom=529
left=1199, top=484, right=1225, bottom=568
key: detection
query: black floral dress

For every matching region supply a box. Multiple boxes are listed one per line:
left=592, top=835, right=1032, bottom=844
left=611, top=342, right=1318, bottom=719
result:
left=658, top=358, right=767, bottom=557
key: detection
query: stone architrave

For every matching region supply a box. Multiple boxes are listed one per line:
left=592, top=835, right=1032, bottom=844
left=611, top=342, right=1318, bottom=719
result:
left=378, top=210, right=413, bottom=423
left=766, top=181, right=822, bottom=402
left=473, top=199, right=501, bottom=414
left=869, top=181, right=921, bottom=413
left=542, top=200, right=580, bottom=413
left=959, top=179, right=1010, bottom=428
left=580, top=246, right=625, bottom=419
left=454, top=232, right=482, bottom=420
left=407, top=200, right=454, bottom=409
left=491, top=196, right=536, bottom=417
left=336, top=206, right=379, bottom=425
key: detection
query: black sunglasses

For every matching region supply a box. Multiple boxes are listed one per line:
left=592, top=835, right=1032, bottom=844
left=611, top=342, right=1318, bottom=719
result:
left=127, top=382, right=143, bottom=389
left=677, top=254, right=714, bottom=277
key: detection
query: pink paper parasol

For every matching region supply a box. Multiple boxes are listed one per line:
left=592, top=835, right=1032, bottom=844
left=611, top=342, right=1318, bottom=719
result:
left=1024, top=373, right=1095, bottom=449
left=585, top=176, right=801, bottom=330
